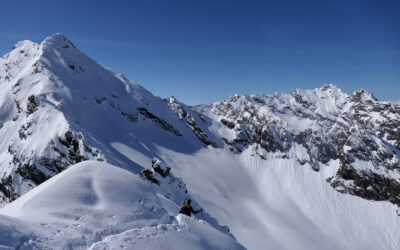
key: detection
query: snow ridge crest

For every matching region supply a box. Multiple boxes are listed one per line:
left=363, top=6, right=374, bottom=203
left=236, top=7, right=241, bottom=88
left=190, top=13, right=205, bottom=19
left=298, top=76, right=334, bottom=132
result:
left=41, top=33, right=77, bottom=50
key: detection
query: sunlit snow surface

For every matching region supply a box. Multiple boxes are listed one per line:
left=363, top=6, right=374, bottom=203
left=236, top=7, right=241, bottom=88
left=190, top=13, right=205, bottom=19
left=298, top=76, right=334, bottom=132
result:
left=159, top=147, right=400, bottom=250
left=0, top=161, right=244, bottom=250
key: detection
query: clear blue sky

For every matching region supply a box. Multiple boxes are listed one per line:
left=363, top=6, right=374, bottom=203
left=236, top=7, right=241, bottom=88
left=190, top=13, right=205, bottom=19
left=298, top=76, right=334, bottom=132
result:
left=1, top=0, right=399, bottom=104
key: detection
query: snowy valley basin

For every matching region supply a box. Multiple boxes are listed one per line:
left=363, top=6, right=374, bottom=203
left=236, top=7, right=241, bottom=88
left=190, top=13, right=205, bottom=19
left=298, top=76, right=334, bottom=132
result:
left=0, top=34, right=399, bottom=249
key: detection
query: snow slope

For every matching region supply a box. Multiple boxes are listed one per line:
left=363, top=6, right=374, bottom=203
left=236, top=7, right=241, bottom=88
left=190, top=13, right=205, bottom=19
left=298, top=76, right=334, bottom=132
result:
left=159, top=147, right=400, bottom=250
left=194, top=85, right=400, bottom=207
left=0, top=161, right=244, bottom=249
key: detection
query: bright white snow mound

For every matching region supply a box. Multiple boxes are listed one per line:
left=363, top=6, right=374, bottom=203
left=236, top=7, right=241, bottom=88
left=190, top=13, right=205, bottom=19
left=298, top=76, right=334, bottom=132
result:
left=0, top=161, right=244, bottom=250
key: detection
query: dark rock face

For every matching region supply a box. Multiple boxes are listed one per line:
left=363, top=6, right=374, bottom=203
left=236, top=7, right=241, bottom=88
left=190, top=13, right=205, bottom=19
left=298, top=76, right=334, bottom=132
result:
left=212, top=96, right=293, bottom=157
left=137, top=107, right=182, bottom=136
left=141, top=158, right=188, bottom=199
left=151, top=158, right=171, bottom=178
left=220, top=119, right=235, bottom=129
left=0, top=130, right=103, bottom=204
left=0, top=176, right=17, bottom=202
left=142, top=159, right=172, bottom=185
left=26, top=95, right=37, bottom=115
left=142, top=169, right=160, bottom=185
left=330, top=166, right=400, bottom=206
left=167, top=97, right=217, bottom=147
left=16, top=162, right=48, bottom=186
left=207, top=87, right=400, bottom=207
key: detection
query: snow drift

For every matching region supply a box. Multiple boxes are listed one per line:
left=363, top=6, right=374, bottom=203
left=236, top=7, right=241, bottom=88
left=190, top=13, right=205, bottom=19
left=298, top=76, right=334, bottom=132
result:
left=0, top=161, right=244, bottom=249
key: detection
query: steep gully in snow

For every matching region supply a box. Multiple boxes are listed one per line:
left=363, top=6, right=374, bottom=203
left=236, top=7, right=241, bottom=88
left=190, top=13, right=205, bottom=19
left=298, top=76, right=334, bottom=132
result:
left=0, top=34, right=399, bottom=249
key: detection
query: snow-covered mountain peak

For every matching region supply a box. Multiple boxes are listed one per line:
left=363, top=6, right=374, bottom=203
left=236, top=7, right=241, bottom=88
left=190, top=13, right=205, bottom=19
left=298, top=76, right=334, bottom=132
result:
left=351, top=89, right=378, bottom=102
left=318, top=83, right=345, bottom=93
left=1, top=39, right=40, bottom=82
left=40, top=33, right=77, bottom=50
left=4, top=33, right=78, bottom=71
left=0, top=34, right=216, bottom=207
left=0, top=31, right=240, bottom=247
left=168, top=95, right=177, bottom=104
left=219, top=84, right=348, bottom=111
left=210, top=84, right=349, bottom=129
left=12, top=39, right=38, bottom=51
left=4, top=34, right=152, bottom=107
left=291, top=84, right=348, bottom=106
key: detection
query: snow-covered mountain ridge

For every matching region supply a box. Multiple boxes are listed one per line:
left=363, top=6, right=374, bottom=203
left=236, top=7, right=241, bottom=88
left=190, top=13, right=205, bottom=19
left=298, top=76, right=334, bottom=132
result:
left=193, top=84, right=400, bottom=206
left=0, top=34, right=400, bottom=249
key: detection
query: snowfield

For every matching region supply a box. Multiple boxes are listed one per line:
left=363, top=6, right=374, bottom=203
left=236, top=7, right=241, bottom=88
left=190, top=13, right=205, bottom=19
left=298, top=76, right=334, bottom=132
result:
left=0, top=161, right=244, bottom=250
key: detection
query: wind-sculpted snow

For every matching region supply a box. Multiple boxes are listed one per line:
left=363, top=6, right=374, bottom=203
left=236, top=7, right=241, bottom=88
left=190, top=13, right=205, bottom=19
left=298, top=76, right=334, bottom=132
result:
left=0, top=161, right=243, bottom=249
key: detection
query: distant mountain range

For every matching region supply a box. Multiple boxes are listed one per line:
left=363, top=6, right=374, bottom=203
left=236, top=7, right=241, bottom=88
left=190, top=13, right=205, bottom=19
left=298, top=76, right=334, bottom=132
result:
left=392, top=99, right=400, bottom=104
